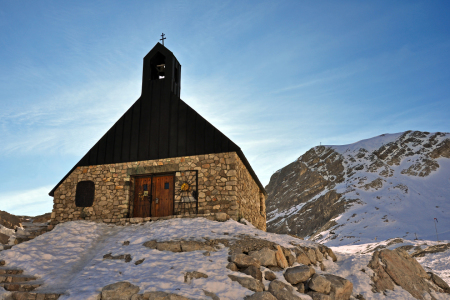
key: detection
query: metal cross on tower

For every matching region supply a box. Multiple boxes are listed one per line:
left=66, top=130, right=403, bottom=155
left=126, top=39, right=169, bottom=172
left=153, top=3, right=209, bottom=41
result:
left=160, top=33, right=166, bottom=45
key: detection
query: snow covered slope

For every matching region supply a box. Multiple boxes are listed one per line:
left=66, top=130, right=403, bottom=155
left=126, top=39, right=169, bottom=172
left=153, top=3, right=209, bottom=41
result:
left=266, top=131, right=450, bottom=246
left=1, top=218, right=449, bottom=300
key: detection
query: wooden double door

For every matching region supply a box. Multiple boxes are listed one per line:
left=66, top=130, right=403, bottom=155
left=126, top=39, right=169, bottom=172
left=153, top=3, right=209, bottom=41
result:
left=133, top=174, right=174, bottom=218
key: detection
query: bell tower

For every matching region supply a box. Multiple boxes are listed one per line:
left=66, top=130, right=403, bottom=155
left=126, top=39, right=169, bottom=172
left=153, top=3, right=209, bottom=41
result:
left=141, top=43, right=181, bottom=98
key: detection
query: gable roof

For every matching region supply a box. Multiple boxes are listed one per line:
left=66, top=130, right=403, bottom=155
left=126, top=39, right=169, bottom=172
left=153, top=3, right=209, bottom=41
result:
left=49, top=44, right=266, bottom=196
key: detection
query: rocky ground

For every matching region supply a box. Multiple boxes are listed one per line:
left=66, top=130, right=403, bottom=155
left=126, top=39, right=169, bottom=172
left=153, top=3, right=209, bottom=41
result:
left=0, top=217, right=449, bottom=300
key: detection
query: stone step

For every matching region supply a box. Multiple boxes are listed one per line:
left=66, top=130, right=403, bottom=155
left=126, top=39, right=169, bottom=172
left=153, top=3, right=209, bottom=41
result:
left=0, top=274, right=38, bottom=283
left=0, top=268, right=24, bottom=275
left=0, top=281, right=42, bottom=292
left=11, top=291, right=61, bottom=300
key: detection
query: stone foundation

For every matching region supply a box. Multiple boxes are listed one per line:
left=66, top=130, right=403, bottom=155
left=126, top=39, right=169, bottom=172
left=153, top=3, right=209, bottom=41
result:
left=51, top=152, right=266, bottom=230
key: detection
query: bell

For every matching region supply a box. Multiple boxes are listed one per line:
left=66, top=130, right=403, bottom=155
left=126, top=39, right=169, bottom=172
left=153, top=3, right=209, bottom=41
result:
left=156, top=64, right=165, bottom=75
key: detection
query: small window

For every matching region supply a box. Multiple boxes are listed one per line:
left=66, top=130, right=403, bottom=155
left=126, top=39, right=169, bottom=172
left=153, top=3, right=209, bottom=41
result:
left=164, top=182, right=170, bottom=189
left=75, top=181, right=95, bottom=207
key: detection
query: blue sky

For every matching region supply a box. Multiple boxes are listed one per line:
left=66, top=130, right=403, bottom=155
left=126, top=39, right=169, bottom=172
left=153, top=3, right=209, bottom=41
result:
left=1, top=1, right=450, bottom=215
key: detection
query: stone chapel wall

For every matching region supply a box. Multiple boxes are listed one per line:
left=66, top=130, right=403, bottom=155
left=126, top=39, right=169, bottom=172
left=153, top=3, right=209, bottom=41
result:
left=234, top=153, right=267, bottom=231
left=51, top=152, right=265, bottom=230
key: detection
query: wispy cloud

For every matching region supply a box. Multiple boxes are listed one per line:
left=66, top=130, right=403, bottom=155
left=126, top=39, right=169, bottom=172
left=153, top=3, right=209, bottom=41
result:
left=0, top=185, right=54, bottom=216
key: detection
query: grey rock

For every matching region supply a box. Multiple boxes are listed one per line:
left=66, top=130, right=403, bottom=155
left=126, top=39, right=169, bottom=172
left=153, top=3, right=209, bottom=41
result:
left=231, top=254, right=261, bottom=268
left=309, top=274, right=331, bottom=294
left=304, top=248, right=317, bottom=265
left=103, top=253, right=132, bottom=263
left=264, top=271, right=277, bottom=281
left=307, top=292, right=332, bottom=300
left=241, top=265, right=263, bottom=282
left=323, top=274, right=353, bottom=300
left=268, top=280, right=301, bottom=300
left=203, top=289, right=220, bottom=300
left=294, top=248, right=311, bottom=265
left=135, top=258, right=145, bottom=265
left=156, top=241, right=181, bottom=252
left=180, top=241, right=215, bottom=252
left=0, top=232, right=9, bottom=245
left=244, top=291, right=277, bottom=300
left=215, top=213, right=229, bottom=222
left=226, top=262, right=238, bottom=271
left=283, top=265, right=315, bottom=285
left=131, top=291, right=191, bottom=300
left=428, top=272, right=450, bottom=293
left=293, top=282, right=308, bottom=294
left=286, top=254, right=296, bottom=267
left=314, top=248, right=324, bottom=262
left=184, top=271, right=208, bottom=283
left=228, top=275, right=265, bottom=292
left=326, top=248, right=337, bottom=262
left=249, top=248, right=277, bottom=267
left=143, top=240, right=157, bottom=249
left=102, top=281, right=140, bottom=300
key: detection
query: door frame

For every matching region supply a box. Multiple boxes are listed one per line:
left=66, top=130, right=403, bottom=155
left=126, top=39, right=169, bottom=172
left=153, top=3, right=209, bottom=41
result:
left=131, top=172, right=175, bottom=218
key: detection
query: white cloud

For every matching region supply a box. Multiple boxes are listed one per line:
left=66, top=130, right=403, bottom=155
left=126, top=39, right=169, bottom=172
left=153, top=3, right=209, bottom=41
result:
left=0, top=185, right=54, bottom=216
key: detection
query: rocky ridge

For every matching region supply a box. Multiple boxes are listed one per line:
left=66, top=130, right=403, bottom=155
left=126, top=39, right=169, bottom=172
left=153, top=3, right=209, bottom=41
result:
left=265, top=131, right=450, bottom=245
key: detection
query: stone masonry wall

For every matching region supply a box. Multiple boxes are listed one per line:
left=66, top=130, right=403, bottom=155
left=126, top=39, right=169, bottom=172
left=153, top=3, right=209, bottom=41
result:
left=234, top=153, right=267, bottom=230
left=51, top=152, right=265, bottom=230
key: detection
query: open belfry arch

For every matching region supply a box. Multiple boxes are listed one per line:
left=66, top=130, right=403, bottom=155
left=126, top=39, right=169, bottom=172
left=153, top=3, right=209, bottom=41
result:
left=49, top=42, right=267, bottom=230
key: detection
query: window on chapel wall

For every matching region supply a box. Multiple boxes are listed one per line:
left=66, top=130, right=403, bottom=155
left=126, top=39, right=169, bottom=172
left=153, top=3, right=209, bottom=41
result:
left=75, top=181, right=95, bottom=207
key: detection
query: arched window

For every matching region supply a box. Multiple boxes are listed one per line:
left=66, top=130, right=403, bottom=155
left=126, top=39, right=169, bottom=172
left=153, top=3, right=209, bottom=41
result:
left=75, top=181, right=95, bottom=207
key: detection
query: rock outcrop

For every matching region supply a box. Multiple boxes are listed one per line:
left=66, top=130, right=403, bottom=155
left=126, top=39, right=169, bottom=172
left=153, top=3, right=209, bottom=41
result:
left=368, top=248, right=450, bottom=299
left=265, top=131, right=450, bottom=244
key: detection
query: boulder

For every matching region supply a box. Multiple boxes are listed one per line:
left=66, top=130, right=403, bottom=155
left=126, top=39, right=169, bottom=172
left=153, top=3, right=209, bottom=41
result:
left=102, top=281, right=140, bottom=300
left=286, top=253, right=296, bottom=267
left=264, top=271, right=277, bottom=281
left=226, top=262, right=239, bottom=271
left=326, top=248, right=337, bottom=262
left=156, top=241, right=181, bottom=252
left=314, top=248, right=324, bottom=262
left=249, top=248, right=277, bottom=267
left=244, top=291, right=277, bottom=300
left=215, top=213, right=229, bottom=222
left=294, top=249, right=311, bottom=265
left=427, top=272, right=450, bottom=293
left=307, top=292, right=332, bottom=300
left=184, top=271, right=208, bottom=283
left=131, top=291, right=191, bottom=300
left=180, top=241, right=214, bottom=252
left=103, top=253, right=132, bottom=263
left=0, top=232, right=9, bottom=245
left=309, top=274, right=331, bottom=294
left=275, top=245, right=289, bottom=269
left=303, top=247, right=317, bottom=265
left=368, top=249, right=433, bottom=299
left=242, top=266, right=263, bottom=282
left=228, top=275, right=265, bottom=292
left=283, top=265, right=315, bottom=285
left=293, top=282, right=307, bottom=293
left=323, top=274, right=353, bottom=300
left=268, top=280, right=301, bottom=300
left=143, top=241, right=157, bottom=249
left=231, top=254, right=261, bottom=268
left=203, top=290, right=220, bottom=300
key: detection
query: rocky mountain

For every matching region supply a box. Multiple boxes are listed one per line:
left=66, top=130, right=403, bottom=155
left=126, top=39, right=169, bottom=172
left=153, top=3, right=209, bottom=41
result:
left=266, top=131, right=450, bottom=246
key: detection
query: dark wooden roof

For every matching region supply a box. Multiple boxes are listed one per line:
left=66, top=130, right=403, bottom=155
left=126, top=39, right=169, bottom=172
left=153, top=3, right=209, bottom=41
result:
left=49, top=43, right=266, bottom=196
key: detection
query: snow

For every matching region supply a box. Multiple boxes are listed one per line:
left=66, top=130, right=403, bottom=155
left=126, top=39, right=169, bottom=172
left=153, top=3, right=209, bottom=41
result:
left=1, top=218, right=449, bottom=299
left=0, top=218, right=316, bottom=299
left=311, top=132, right=450, bottom=247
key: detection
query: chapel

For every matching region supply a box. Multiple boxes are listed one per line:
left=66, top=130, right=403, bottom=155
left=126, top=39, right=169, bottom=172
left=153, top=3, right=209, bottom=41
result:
left=49, top=42, right=266, bottom=230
